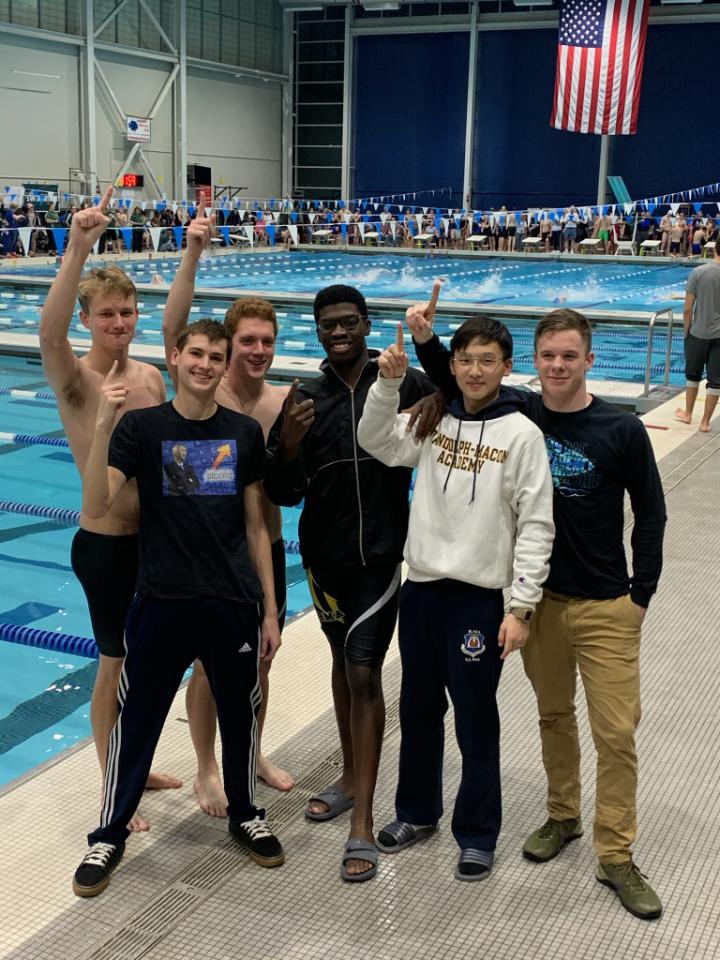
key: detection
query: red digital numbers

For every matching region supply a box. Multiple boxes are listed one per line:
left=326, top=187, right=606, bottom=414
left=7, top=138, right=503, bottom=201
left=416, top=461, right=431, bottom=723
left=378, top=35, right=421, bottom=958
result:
left=121, top=174, right=143, bottom=188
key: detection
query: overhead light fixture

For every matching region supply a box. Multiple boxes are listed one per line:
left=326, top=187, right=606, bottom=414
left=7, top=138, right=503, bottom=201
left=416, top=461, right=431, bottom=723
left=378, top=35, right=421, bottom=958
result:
left=362, top=2, right=402, bottom=9
left=286, top=4, right=324, bottom=10
left=659, top=0, right=703, bottom=5
left=513, top=0, right=554, bottom=6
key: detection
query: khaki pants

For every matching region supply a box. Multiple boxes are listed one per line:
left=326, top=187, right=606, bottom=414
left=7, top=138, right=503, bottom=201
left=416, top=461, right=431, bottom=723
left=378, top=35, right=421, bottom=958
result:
left=522, top=591, right=642, bottom=864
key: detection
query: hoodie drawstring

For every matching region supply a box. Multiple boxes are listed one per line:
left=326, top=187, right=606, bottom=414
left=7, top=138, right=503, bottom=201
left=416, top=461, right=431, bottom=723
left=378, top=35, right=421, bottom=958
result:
left=442, top=417, right=464, bottom=495
left=469, top=416, right=486, bottom=505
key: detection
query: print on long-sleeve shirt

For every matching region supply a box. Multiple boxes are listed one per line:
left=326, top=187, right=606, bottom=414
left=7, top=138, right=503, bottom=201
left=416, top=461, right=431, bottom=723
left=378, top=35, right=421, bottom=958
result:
left=544, top=436, right=602, bottom=497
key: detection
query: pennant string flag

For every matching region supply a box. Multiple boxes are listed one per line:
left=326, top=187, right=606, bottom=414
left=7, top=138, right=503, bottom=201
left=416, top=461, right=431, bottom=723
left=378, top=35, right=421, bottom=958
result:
left=551, top=0, right=650, bottom=136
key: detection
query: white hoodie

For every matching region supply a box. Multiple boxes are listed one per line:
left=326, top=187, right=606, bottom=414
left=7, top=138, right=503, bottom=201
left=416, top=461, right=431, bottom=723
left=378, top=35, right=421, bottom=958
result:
left=357, top=375, right=555, bottom=609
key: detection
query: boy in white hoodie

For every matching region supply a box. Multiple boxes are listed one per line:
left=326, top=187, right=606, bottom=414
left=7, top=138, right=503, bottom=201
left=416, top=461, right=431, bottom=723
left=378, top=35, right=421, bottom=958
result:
left=357, top=316, right=554, bottom=881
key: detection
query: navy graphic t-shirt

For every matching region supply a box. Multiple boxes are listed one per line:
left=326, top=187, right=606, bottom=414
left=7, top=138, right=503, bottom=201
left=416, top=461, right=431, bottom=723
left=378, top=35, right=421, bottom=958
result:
left=109, top=401, right=265, bottom=603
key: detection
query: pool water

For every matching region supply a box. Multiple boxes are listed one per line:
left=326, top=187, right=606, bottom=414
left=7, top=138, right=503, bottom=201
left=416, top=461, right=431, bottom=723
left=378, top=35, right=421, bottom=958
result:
left=1, top=250, right=693, bottom=314
left=0, top=285, right=681, bottom=385
left=0, top=356, right=308, bottom=787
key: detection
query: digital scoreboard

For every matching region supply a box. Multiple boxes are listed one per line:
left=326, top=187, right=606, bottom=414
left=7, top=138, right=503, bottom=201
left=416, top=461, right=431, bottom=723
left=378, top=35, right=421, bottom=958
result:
left=120, top=174, right=144, bottom=188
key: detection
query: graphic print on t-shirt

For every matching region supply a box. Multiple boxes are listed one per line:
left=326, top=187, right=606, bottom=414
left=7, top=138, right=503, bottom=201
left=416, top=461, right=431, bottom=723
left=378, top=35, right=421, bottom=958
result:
left=162, top=439, right=237, bottom=497
left=544, top=436, right=601, bottom=497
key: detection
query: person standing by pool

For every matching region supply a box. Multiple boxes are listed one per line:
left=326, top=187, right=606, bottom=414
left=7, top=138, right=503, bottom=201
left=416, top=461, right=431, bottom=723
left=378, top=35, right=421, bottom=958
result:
left=594, top=211, right=612, bottom=253
left=39, top=188, right=218, bottom=829
left=72, top=320, right=284, bottom=898
left=263, top=283, right=439, bottom=883
left=357, top=318, right=554, bottom=882
left=410, top=299, right=667, bottom=921
left=675, top=243, right=720, bottom=432
left=162, top=201, right=296, bottom=801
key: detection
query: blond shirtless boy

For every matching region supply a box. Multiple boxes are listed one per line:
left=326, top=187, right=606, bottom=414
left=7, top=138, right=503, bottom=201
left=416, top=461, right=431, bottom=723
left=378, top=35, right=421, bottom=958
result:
left=39, top=187, right=182, bottom=829
left=162, top=202, right=295, bottom=806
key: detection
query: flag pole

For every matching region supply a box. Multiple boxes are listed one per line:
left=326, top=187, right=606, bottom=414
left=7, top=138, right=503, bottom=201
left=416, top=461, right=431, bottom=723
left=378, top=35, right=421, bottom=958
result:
left=597, top=134, right=610, bottom=206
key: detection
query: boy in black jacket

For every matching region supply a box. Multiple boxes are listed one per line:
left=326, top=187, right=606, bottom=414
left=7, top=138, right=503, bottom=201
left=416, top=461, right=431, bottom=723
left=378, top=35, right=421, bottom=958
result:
left=264, top=284, right=436, bottom=883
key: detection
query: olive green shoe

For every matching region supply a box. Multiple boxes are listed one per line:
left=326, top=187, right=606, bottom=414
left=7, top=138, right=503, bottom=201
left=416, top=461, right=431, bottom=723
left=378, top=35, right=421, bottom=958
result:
left=596, top=859, right=662, bottom=920
left=522, top=817, right=583, bottom=862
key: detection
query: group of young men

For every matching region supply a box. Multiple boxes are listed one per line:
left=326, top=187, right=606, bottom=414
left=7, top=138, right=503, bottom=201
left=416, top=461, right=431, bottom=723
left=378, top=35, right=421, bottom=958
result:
left=41, top=188, right=668, bottom=922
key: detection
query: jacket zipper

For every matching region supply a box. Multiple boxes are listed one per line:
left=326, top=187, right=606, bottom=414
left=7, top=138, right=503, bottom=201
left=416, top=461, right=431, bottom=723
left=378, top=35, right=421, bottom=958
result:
left=327, top=358, right=372, bottom=568
left=350, top=386, right=366, bottom=567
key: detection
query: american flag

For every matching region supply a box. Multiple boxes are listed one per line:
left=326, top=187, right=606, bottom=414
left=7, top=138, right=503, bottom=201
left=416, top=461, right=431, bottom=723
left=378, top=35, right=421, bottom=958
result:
left=550, top=0, right=650, bottom=135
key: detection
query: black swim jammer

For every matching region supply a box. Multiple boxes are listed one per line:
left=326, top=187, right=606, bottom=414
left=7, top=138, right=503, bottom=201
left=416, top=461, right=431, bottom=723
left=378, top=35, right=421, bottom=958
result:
left=71, top=529, right=139, bottom=658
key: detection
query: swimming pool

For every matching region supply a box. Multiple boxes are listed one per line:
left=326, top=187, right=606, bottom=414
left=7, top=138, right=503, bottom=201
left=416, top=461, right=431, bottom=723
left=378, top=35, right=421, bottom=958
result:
left=0, top=283, right=683, bottom=386
left=0, top=355, right=308, bottom=788
left=1, top=249, right=693, bottom=314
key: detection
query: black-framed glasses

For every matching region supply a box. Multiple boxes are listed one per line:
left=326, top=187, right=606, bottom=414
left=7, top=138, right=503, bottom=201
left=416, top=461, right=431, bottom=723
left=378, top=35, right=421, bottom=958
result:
left=316, top=314, right=365, bottom=334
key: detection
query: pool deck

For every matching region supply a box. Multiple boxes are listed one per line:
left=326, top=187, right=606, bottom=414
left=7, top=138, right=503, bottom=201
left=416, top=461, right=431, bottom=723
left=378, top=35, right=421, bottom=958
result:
left=1, top=391, right=719, bottom=960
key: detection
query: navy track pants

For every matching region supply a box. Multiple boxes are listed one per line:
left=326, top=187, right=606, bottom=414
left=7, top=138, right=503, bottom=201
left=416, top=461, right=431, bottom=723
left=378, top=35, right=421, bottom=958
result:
left=395, top=578, right=504, bottom=851
left=89, top=595, right=263, bottom=847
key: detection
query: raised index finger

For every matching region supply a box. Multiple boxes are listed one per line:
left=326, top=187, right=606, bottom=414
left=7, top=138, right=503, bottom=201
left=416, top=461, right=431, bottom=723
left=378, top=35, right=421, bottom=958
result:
left=198, top=190, right=206, bottom=213
left=396, top=322, right=404, bottom=351
left=285, top=379, right=299, bottom=406
left=426, top=278, right=444, bottom=319
left=98, top=184, right=114, bottom=213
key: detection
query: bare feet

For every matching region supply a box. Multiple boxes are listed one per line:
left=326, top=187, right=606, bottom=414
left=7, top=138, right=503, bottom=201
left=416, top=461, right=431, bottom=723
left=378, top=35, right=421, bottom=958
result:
left=675, top=408, right=692, bottom=424
left=128, top=809, right=150, bottom=832
left=146, top=770, right=183, bottom=790
left=193, top=773, right=228, bottom=817
left=699, top=420, right=712, bottom=433
left=257, top=756, right=295, bottom=792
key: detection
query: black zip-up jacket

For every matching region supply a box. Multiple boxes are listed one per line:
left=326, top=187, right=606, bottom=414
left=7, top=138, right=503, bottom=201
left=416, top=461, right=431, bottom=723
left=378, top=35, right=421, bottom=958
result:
left=264, top=352, right=435, bottom=569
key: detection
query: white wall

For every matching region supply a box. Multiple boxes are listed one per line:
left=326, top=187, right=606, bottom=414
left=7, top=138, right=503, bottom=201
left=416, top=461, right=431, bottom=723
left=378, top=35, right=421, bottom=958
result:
left=187, top=72, right=282, bottom=199
left=0, top=35, right=81, bottom=188
left=0, top=34, right=282, bottom=202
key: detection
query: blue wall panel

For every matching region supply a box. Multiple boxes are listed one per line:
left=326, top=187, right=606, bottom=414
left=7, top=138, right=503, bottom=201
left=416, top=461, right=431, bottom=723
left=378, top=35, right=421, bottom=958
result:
left=353, top=22, right=720, bottom=212
left=610, top=23, right=720, bottom=203
left=473, top=28, right=601, bottom=210
left=353, top=33, right=469, bottom=205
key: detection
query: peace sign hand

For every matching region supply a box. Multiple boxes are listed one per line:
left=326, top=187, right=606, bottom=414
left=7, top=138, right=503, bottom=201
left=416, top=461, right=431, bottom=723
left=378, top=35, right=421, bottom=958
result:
left=378, top=323, right=409, bottom=379
left=405, top=278, right=444, bottom=345
left=69, top=185, right=114, bottom=252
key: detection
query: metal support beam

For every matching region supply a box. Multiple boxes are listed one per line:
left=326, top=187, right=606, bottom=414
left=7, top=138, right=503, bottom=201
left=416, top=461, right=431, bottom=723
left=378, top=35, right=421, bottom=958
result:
left=93, top=0, right=134, bottom=39
left=115, top=142, right=142, bottom=183
left=597, top=134, right=610, bottom=206
left=94, top=41, right=177, bottom=63
left=138, top=0, right=177, bottom=54
left=94, top=61, right=128, bottom=129
left=138, top=148, right=163, bottom=196
left=462, top=1, right=479, bottom=209
left=148, top=64, right=180, bottom=119
left=281, top=10, right=294, bottom=199
left=340, top=5, right=354, bottom=200
left=175, top=0, right=188, bottom=202
left=81, top=0, right=98, bottom=195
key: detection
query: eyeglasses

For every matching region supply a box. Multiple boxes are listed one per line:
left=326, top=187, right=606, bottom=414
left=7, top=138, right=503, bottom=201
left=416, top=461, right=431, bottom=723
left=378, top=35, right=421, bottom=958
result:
left=316, top=314, right=365, bottom=334
left=452, top=354, right=506, bottom=370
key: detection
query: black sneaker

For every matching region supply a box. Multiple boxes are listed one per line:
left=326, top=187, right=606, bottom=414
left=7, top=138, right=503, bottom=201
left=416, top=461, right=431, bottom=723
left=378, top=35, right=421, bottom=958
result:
left=229, top=816, right=285, bottom=868
left=72, top=842, right=124, bottom=897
